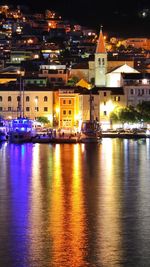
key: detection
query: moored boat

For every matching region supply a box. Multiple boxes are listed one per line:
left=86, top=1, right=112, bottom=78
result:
left=79, top=120, right=102, bottom=143
left=9, top=118, right=35, bottom=143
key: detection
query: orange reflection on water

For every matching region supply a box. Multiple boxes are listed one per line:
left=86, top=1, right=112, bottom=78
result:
left=49, top=144, right=87, bottom=267
left=97, top=139, right=123, bottom=266
left=48, top=144, right=66, bottom=266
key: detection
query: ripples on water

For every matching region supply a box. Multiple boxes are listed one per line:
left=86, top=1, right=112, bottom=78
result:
left=0, top=139, right=150, bottom=267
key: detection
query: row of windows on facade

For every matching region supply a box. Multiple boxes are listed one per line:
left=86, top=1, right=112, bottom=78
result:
left=26, top=77, right=63, bottom=83
left=62, top=110, right=72, bottom=115
left=103, top=96, right=121, bottom=105
left=0, top=107, right=49, bottom=112
left=0, top=96, right=50, bottom=102
left=62, top=99, right=72, bottom=104
left=130, top=88, right=150, bottom=95
left=125, top=80, right=150, bottom=85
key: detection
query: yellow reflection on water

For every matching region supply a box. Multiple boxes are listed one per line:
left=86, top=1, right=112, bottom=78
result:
left=97, top=139, right=123, bottom=266
left=49, top=144, right=87, bottom=266
left=69, top=144, right=87, bottom=266
left=28, top=144, right=45, bottom=262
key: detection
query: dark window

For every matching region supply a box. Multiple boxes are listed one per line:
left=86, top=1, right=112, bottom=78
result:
left=44, top=107, right=48, bottom=112
left=104, top=111, right=107, bottom=116
left=8, top=96, right=11, bottom=101
left=35, top=107, right=39, bottom=111
left=104, top=101, right=106, bottom=105
left=142, top=89, right=144, bottom=95
left=68, top=100, right=72, bottom=104
left=130, top=89, right=134, bottom=95
left=63, top=110, right=66, bottom=115
left=51, top=78, right=56, bottom=82
left=118, top=96, right=120, bottom=101
left=0, top=107, right=2, bottom=111
left=0, top=96, right=2, bottom=102
left=58, top=78, right=62, bottom=82
left=44, top=96, right=48, bottom=102
left=102, top=58, right=105, bottom=65
left=68, top=110, right=72, bottom=115
left=26, top=96, right=30, bottom=102
left=8, top=107, right=11, bottom=111
left=104, top=92, right=107, bottom=97
left=63, top=100, right=66, bottom=104
left=26, top=107, right=30, bottom=111
left=17, top=96, right=20, bottom=102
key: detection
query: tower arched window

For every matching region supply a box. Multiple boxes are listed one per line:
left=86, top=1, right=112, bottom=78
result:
left=0, top=96, right=2, bottom=102
left=98, top=58, right=101, bottom=65
left=8, top=96, right=12, bottom=101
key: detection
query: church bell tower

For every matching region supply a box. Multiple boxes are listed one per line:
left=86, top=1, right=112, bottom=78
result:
left=95, top=26, right=107, bottom=87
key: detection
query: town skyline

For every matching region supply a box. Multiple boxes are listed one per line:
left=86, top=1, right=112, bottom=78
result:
left=4, top=0, right=150, bottom=37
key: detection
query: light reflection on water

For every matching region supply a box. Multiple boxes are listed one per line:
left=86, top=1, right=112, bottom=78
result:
left=0, top=139, right=150, bottom=267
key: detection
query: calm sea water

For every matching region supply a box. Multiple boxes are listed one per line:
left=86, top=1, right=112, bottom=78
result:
left=0, top=139, right=150, bottom=267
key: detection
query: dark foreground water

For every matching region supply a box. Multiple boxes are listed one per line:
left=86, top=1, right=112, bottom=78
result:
left=0, top=139, right=150, bottom=267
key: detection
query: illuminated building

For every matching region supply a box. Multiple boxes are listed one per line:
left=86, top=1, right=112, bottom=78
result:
left=0, top=85, right=53, bottom=122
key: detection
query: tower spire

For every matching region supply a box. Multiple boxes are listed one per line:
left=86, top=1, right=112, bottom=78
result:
left=96, top=25, right=106, bottom=53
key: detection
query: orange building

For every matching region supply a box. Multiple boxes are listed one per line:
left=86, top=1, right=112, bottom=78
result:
left=56, top=89, right=79, bottom=128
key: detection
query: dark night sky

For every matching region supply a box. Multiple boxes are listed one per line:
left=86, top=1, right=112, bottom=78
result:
left=6, top=0, right=150, bottom=36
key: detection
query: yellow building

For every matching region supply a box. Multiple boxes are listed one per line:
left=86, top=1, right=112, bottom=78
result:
left=99, top=87, right=126, bottom=129
left=0, top=86, right=53, bottom=123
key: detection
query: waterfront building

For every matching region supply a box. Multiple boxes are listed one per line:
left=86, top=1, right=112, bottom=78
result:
left=0, top=85, right=53, bottom=123
left=123, top=73, right=150, bottom=107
